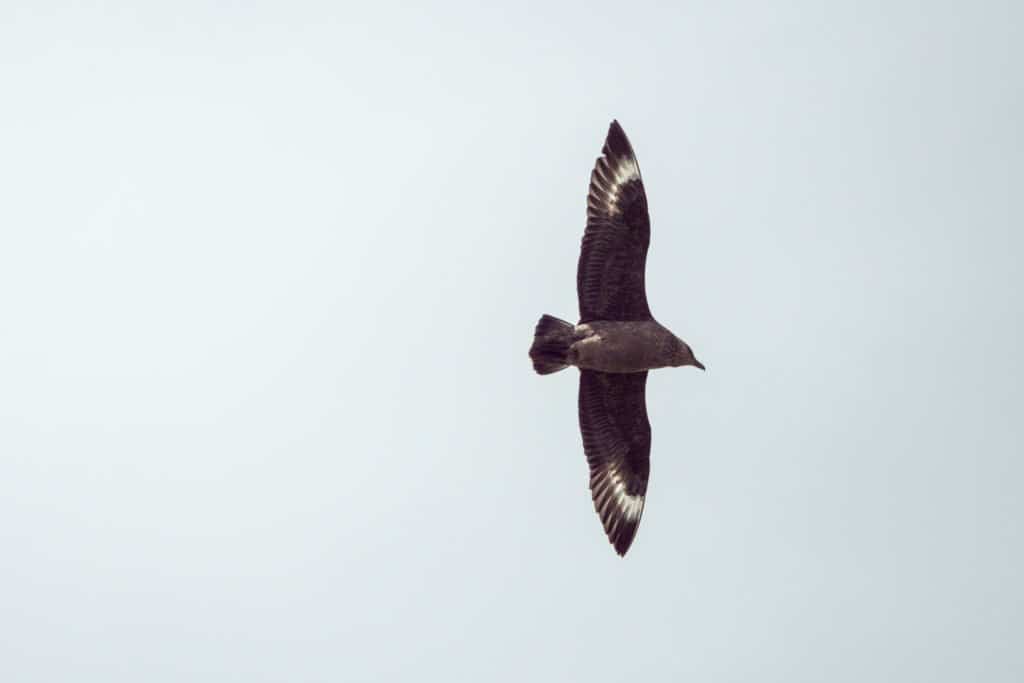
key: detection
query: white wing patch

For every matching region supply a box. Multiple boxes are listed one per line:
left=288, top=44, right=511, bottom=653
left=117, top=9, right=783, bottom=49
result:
left=594, top=463, right=645, bottom=523
left=604, top=157, right=640, bottom=215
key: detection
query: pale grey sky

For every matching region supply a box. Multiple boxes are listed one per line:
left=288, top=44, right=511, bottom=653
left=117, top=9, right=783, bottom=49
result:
left=1, top=1, right=1022, bottom=681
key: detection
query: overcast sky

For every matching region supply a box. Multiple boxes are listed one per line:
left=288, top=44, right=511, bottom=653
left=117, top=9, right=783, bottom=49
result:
left=1, top=1, right=1022, bottom=681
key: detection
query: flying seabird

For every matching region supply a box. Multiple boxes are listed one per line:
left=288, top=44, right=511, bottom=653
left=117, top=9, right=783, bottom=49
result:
left=529, top=120, right=704, bottom=556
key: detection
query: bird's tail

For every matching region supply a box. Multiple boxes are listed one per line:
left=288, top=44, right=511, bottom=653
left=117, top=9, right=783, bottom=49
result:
left=529, top=314, right=575, bottom=375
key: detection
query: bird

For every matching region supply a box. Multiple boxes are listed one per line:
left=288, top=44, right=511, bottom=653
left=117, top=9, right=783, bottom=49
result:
left=529, top=120, right=704, bottom=556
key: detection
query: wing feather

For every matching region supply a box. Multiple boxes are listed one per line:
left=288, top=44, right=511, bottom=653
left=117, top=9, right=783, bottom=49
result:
left=578, top=369, right=651, bottom=556
left=577, top=121, right=652, bottom=322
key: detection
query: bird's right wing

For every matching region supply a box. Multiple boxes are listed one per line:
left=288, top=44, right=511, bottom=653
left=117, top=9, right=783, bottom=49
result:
left=577, top=120, right=653, bottom=323
left=578, top=369, right=651, bottom=556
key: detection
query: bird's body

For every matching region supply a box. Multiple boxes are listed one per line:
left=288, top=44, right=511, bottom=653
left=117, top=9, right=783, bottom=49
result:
left=529, top=120, right=704, bottom=556
left=570, top=320, right=685, bottom=374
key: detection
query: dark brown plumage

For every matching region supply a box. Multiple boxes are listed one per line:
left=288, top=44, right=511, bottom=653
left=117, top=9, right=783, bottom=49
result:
left=578, top=369, right=650, bottom=555
left=579, top=121, right=652, bottom=322
left=529, top=121, right=704, bottom=556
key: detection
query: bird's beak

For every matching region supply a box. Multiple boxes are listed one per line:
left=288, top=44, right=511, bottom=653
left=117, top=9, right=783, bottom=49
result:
left=693, top=358, right=705, bottom=371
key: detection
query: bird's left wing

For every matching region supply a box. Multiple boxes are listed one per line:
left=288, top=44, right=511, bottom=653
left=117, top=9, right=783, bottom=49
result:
left=577, top=121, right=652, bottom=323
left=578, top=369, right=651, bottom=556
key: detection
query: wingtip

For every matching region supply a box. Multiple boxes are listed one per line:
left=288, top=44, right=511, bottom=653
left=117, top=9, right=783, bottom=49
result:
left=603, top=120, right=635, bottom=160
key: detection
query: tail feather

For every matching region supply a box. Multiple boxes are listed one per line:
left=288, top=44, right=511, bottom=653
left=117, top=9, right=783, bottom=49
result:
left=529, top=314, right=574, bottom=375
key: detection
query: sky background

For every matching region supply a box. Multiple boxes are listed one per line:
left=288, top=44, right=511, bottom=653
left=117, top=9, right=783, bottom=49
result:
left=1, top=1, right=1022, bottom=681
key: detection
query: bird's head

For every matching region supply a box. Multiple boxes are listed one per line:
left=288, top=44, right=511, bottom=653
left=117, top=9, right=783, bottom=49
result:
left=669, top=336, right=705, bottom=371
